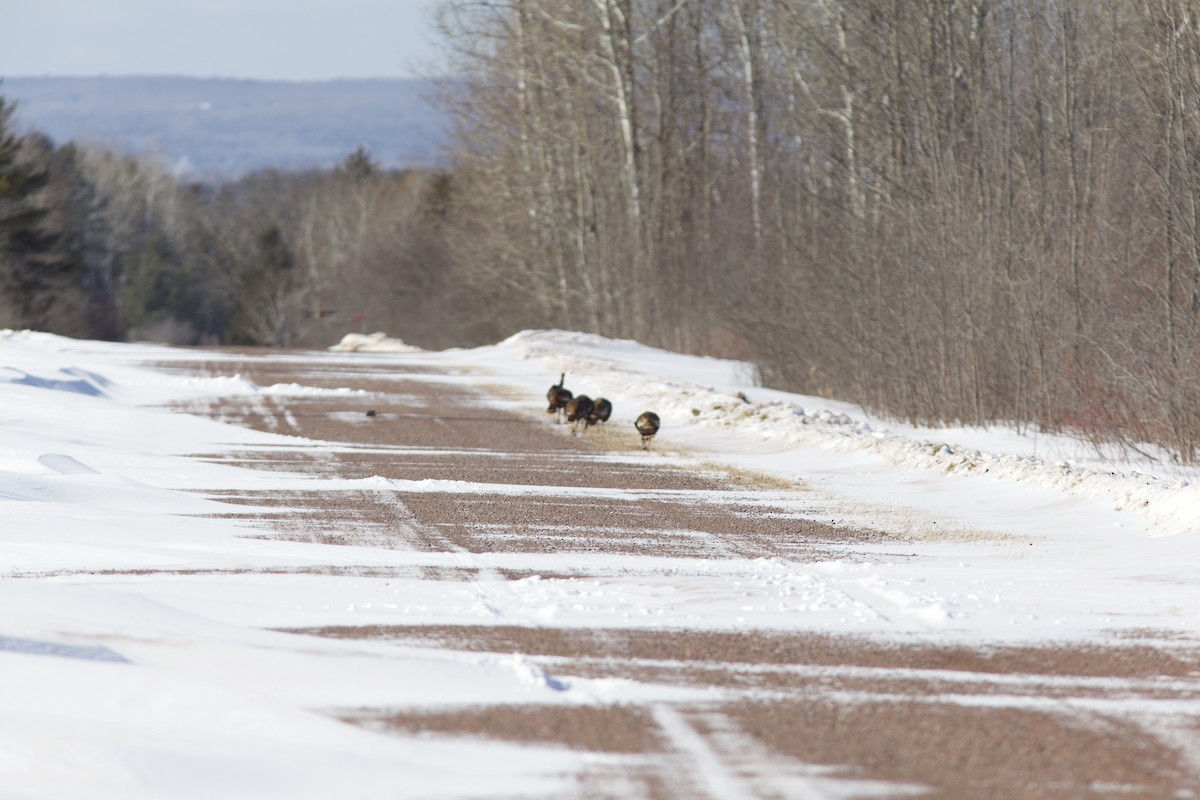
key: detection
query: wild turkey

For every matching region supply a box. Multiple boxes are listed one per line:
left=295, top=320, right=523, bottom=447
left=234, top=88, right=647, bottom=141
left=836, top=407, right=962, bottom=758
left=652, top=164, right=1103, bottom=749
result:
left=588, top=397, right=612, bottom=425
left=546, top=373, right=572, bottom=423
left=635, top=411, right=660, bottom=449
left=566, top=394, right=595, bottom=433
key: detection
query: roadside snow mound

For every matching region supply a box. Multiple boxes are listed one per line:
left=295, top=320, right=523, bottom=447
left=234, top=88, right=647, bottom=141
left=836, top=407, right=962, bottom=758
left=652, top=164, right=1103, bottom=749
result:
left=500, top=330, right=1200, bottom=538
left=330, top=332, right=423, bottom=353
left=499, top=329, right=760, bottom=388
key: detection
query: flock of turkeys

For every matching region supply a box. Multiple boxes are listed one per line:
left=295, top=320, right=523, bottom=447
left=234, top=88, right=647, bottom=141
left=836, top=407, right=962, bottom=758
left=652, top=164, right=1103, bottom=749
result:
left=545, top=373, right=660, bottom=449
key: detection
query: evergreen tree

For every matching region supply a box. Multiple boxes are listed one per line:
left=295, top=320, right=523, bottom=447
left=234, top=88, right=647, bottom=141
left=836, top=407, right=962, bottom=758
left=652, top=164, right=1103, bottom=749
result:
left=339, top=145, right=377, bottom=183
left=0, top=92, right=71, bottom=329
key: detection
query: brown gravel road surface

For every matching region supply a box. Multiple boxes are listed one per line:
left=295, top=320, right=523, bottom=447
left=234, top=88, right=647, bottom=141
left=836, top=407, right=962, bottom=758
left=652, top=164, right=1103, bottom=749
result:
left=157, top=353, right=1200, bottom=799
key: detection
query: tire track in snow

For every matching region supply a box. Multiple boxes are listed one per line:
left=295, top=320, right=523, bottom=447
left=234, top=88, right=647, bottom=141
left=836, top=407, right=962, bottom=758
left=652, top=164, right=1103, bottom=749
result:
left=370, top=489, right=520, bottom=623
left=650, top=704, right=757, bottom=800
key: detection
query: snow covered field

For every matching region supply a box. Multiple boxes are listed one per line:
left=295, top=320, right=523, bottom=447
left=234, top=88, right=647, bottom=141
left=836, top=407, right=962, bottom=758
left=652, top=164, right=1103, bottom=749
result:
left=2, top=327, right=1200, bottom=797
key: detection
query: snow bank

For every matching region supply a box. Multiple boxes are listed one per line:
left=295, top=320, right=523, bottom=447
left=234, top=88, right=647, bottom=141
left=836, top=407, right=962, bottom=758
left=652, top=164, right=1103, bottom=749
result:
left=489, top=329, right=1200, bottom=538
left=329, top=331, right=423, bottom=353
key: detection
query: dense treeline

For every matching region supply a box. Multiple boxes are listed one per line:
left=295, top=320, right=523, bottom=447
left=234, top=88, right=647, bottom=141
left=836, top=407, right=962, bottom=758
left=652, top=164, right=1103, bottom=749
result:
left=0, top=118, right=468, bottom=349
left=431, top=0, right=1200, bottom=461
left=6, top=0, right=1200, bottom=462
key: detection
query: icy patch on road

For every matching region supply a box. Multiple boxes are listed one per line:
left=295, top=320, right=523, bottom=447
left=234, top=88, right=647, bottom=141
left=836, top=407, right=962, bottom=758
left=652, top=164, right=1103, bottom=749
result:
left=0, top=366, right=111, bottom=397
left=0, top=635, right=128, bottom=663
left=500, top=654, right=571, bottom=692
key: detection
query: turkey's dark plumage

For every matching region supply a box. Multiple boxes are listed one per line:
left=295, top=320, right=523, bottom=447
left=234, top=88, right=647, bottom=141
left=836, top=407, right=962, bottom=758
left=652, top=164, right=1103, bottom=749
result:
left=546, top=373, right=572, bottom=423
left=635, top=411, right=660, bottom=448
left=566, top=395, right=595, bottom=433
left=589, top=397, right=612, bottom=425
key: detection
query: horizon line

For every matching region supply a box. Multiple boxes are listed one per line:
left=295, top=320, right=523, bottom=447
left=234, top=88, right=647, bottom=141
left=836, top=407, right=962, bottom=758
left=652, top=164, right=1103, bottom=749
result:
left=2, top=73, right=448, bottom=84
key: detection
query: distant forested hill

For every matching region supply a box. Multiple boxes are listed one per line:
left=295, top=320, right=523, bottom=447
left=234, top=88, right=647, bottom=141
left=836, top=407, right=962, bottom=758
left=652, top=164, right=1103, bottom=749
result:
left=2, top=75, right=448, bottom=180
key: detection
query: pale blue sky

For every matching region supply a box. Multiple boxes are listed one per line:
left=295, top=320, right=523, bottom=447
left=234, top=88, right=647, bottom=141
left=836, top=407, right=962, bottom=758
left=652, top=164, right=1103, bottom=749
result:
left=0, top=0, right=446, bottom=81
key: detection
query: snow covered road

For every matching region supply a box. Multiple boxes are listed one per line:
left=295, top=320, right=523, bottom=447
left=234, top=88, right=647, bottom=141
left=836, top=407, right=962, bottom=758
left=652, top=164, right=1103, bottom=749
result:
left=2, top=329, right=1200, bottom=797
